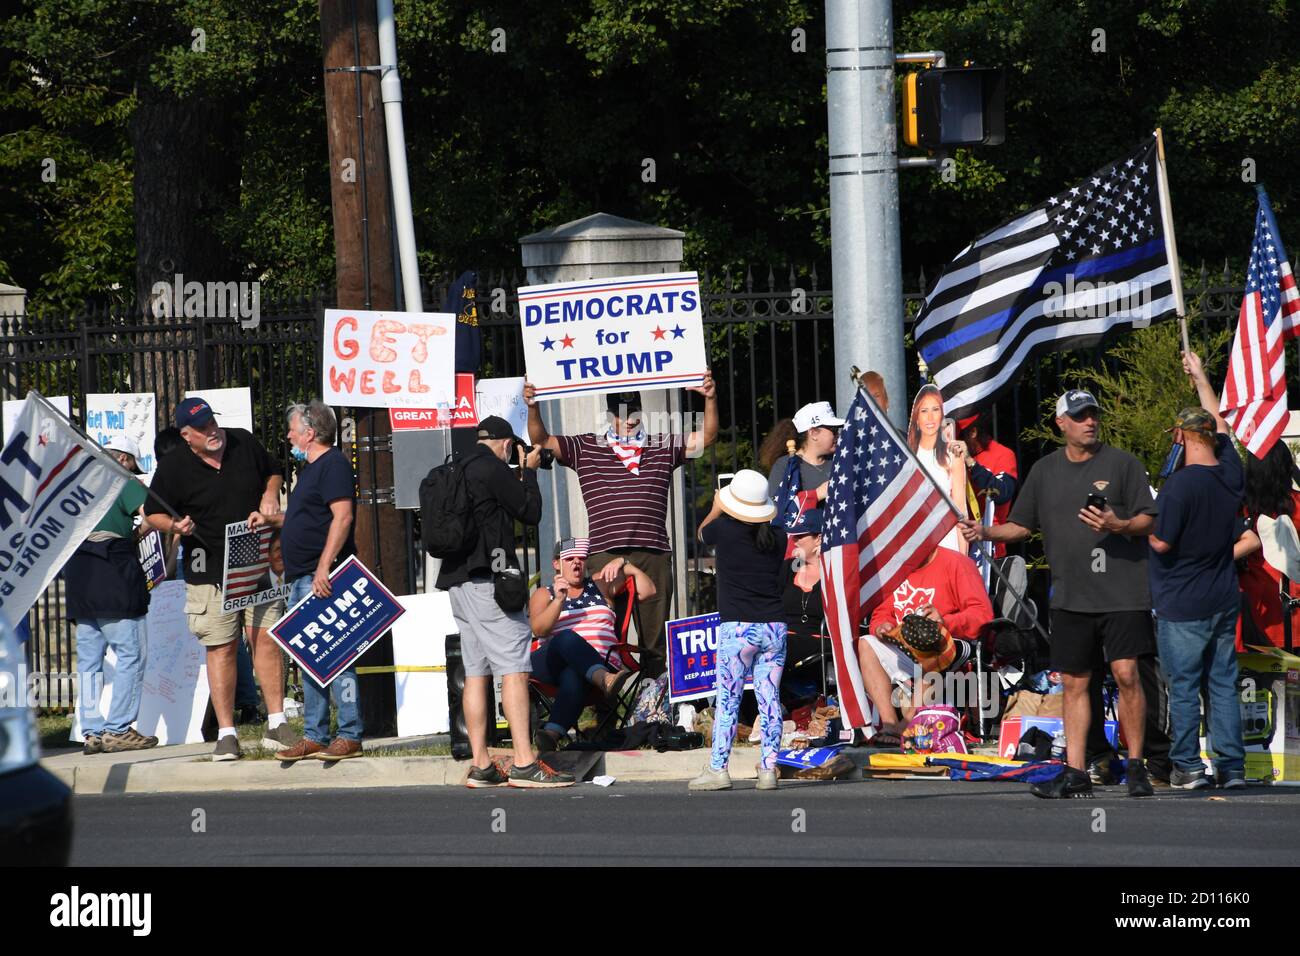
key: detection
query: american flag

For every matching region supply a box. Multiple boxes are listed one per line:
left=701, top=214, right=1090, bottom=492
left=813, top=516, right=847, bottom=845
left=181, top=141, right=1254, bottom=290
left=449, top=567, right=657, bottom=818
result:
left=772, top=454, right=820, bottom=533
left=224, top=524, right=272, bottom=600
left=1219, top=188, right=1300, bottom=458
left=819, top=389, right=959, bottom=729
left=914, top=136, right=1180, bottom=420
left=548, top=580, right=617, bottom=663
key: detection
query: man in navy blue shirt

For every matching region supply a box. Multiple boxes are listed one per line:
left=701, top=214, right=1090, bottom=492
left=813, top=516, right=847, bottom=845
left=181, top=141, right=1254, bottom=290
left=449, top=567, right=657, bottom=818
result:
left=1148, top=352, right=1247, bottom=789
left=251, top=400, right=360, bottom=762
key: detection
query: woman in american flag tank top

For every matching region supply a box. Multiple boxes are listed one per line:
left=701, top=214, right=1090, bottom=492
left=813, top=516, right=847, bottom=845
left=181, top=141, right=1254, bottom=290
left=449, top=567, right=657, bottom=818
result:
left=527, top=537, right=656, bottom=752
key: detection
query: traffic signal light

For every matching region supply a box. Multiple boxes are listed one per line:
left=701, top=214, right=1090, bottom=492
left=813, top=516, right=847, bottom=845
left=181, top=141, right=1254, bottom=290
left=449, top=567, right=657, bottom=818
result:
left=903, top=66, right=1005, bottom=150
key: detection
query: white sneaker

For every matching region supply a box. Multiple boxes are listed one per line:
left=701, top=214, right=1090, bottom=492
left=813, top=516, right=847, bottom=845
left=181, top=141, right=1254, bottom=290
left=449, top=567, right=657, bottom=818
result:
left=688, top=765, right=732, bottom=791
left=756, top=763, right=778, bottom=791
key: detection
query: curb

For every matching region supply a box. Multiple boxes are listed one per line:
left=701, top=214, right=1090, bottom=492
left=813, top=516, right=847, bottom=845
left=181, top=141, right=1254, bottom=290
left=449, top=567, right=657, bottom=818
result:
left=53, top=746, right=764, bottom=795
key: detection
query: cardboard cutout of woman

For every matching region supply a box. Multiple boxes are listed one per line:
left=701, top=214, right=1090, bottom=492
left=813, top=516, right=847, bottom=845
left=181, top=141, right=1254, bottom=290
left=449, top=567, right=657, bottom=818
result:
left=907, top=384, right=968, bottom=553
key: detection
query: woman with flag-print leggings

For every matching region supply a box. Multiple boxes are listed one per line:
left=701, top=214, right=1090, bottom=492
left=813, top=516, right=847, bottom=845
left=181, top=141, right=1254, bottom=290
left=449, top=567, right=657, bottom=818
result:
left=710, top=622, right=788, bottom=771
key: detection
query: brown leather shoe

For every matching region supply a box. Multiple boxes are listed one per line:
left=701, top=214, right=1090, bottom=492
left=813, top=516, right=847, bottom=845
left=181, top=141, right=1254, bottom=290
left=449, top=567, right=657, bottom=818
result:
left=277, top=739, right=323, bottom=762
left=314, top=737, right=363, bottom=761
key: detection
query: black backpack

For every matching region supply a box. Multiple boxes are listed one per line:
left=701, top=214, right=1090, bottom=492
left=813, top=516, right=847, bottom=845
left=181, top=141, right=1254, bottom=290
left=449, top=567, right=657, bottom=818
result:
left=419, top=455, right=476, bottom=558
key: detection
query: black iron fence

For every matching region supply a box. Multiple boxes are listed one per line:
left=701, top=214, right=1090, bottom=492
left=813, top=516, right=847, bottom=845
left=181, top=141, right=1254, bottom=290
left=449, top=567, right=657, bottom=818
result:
left=2, top=263, right=1248, bottom=710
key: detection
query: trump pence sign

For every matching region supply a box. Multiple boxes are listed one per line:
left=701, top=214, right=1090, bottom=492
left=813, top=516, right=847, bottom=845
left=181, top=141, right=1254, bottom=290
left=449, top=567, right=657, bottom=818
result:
left=269, top=557, right=405, bottom=687
left=519, top=272, right=707, bottom=401
left=323, top=308, right=456, bottom=409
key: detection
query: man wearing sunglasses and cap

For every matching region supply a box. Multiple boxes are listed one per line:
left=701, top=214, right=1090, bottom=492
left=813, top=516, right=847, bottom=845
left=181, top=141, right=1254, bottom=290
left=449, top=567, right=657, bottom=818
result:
left=961, top=388, right=1159, bottom=798
left=67, top=434, right=158, bottom=754
left=523, top=374, right=718, bottom=678
left=144, top=397, right=291, bottom=761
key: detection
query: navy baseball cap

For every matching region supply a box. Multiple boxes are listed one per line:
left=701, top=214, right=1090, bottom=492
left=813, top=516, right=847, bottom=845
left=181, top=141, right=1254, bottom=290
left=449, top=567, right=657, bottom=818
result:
left=174, top=397, right=215, bottom=429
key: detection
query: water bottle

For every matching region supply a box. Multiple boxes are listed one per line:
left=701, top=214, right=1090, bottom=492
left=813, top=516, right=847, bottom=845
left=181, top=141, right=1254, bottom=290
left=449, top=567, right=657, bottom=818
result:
left=1050, top=729, right=1067, bottom=760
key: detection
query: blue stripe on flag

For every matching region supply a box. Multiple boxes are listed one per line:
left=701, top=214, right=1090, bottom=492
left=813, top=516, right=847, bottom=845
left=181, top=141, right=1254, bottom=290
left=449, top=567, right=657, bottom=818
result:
left=919, top=238, right=1167, bottom=363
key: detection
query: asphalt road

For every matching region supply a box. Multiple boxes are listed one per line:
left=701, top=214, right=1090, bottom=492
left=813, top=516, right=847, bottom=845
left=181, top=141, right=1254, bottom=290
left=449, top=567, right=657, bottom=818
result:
left=69, top=779, right=1300, bottom=866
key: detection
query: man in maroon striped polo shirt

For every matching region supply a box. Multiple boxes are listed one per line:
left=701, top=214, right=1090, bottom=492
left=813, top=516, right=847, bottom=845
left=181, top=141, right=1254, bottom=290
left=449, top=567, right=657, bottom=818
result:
left=524, top=374, right=718, bottom=676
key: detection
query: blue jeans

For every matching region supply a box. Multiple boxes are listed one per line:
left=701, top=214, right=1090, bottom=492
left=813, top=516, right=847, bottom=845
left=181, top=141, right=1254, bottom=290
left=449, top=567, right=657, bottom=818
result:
left=289, top=575, right=363, bottom=743
left=1156, top=606, right=1245, bottom=775
left=530, top=630, right=609, bottom=735
left=76, top=616, right=147, bottom=736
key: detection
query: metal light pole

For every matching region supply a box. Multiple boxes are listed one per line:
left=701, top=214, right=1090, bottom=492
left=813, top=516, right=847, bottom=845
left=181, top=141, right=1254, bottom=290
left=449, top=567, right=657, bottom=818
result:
left=825, top=0, right=905, bottom=424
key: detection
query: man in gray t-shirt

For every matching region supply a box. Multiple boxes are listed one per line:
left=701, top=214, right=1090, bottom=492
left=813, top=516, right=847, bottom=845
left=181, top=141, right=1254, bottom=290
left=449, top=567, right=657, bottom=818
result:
left=961, top=389, right=1158, bottom=800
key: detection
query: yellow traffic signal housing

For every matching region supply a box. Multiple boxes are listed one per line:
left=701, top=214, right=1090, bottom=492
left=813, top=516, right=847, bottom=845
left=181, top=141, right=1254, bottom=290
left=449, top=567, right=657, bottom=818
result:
left=902, top=66, right=1005, bottom=150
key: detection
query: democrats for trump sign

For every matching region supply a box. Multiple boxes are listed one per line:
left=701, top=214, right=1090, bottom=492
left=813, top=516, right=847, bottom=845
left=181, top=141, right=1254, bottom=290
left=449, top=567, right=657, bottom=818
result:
left=519, top=272, right=707, bottom=401
left=269, top=557, right=406, bottom=687
left=0, top=393, right=129, bottom=634
left=665, top=612, right=752, bottom=703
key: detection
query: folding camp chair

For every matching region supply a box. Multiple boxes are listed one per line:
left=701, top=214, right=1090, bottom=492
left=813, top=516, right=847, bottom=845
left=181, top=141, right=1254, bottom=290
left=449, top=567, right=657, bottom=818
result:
left=528, top=577, right=653, bottom=743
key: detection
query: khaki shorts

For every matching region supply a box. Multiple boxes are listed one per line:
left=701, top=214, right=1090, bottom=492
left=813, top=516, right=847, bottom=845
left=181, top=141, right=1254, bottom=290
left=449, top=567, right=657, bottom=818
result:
left=184, top=583, right=286, bottom=648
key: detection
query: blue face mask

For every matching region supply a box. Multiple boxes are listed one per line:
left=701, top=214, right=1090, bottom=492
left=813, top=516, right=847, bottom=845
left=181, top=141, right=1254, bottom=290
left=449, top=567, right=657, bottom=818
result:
left=290, top=446, right=308, bottom=462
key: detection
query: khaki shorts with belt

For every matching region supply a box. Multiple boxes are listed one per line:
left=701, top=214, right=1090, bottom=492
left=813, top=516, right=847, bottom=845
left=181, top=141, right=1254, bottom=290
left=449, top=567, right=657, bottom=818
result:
left=184, top=583, right=286, bottom=648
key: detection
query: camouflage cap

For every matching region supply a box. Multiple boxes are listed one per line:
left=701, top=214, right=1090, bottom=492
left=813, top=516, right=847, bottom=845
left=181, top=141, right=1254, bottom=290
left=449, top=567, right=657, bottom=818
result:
left=1171, top=407, right=1216, bottom=435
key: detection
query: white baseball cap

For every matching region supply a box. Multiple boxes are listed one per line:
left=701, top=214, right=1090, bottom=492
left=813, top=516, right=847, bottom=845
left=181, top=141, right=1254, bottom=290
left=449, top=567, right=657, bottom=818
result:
left=793, top=401, right=847, bottom=433
left=104, top=435, right=143, bottom=473
left=1055, top=389, right=1101, bottom=418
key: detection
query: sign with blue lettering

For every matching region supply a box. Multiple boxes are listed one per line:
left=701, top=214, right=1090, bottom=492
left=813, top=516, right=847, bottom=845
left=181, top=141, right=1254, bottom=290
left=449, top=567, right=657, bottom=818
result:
left=268, top=556, right=406, bottom=687
left=519, top=272, right=707, bottom=401
left=666, top=612, right=753, bottom=703
left=0, top=393, right=129, bottom=635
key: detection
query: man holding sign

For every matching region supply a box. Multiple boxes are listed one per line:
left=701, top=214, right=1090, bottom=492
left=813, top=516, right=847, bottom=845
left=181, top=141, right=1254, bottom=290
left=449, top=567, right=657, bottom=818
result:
left=526, top=379, right=717, bottom=677
left=251, top=401, right=361, bottom=762
left=144, top=398, right=296, bottom=761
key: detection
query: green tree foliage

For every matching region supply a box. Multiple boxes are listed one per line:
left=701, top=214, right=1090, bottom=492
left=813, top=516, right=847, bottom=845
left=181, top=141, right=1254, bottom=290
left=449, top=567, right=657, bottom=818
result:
left=1020, top=318, right=1234, bottom=478
left=1, top=0, right=1294, bottom=308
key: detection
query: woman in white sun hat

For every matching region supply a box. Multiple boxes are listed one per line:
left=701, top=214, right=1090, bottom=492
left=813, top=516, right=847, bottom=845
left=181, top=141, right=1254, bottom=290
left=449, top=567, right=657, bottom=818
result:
left=690, top=469, right=788, bottom=792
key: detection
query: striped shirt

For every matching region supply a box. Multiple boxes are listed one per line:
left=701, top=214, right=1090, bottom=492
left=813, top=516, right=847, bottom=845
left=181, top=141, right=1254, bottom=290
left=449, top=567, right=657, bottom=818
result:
left=555, top=433, right=687, bottom=553
left=540, top=579, right=618, bottom=663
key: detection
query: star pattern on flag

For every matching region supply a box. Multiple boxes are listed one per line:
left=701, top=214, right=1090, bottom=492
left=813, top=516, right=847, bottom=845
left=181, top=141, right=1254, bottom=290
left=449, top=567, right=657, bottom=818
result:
left=1044, top=154, right=1157, bottom=268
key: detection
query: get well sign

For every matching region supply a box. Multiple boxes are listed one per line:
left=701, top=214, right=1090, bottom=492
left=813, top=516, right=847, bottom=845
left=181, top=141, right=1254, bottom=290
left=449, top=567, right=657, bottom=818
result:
left=323, top=309, right=456, bottom=409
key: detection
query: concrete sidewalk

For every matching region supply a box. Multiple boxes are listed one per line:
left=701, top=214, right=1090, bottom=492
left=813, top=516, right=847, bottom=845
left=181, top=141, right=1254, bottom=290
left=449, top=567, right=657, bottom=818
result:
left=43, top=736, right=789, bottom=795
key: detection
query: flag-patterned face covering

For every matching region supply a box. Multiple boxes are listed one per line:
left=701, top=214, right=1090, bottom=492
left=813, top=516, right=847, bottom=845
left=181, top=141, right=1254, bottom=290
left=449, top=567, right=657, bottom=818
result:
left=605, top=424, right=646, bottom=475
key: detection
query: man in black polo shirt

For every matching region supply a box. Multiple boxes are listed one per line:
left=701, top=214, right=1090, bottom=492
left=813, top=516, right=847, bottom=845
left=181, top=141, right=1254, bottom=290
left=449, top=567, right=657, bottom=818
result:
left=145, top=398, right=298, bottom=761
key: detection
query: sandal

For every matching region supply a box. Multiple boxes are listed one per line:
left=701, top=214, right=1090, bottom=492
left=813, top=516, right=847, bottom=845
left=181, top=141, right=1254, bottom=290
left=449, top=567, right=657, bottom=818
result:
left=604, top=668, right=634, bottom=701
left=868, top=731, right=902, bottom=748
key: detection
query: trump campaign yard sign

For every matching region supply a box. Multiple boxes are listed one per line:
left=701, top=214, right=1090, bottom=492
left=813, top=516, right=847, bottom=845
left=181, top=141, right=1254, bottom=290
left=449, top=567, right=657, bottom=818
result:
left=665, top=612, right=752, bottom=703
left=323, top=309, right=456, bottom=409
left=269, top=556, right=405, bottom=687
left=519, top=272, right=707, bottom=401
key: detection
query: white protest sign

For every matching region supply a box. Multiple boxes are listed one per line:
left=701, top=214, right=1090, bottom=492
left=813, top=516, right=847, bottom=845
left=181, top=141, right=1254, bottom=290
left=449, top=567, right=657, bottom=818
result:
left=220, top=520, right=289, bottom=612
left=185, top=387, right=253, bottom=434
left=322, top=308, right=457, bottom=409
left=474, top=377, right=527, bottom=441
left=0, top=394, right=128, bottom=635
left=85, top=392, right=157, bottom=478
left=70, top=580, right=209, bottom=746
left=3, top=395, right=69, bottom=443
left=391, top=591, right=457, bottom=737
left=518, top=271, right=707, bottom=401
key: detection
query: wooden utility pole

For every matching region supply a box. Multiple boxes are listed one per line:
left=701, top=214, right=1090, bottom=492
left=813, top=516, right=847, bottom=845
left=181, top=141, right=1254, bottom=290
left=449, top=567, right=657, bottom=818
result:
left=320, top=0, right=407, bottom=735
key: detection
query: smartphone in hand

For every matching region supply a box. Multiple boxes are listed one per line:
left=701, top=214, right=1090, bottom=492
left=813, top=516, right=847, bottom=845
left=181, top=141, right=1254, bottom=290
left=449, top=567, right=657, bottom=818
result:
left=1086, top=492, right=1108, bottom=511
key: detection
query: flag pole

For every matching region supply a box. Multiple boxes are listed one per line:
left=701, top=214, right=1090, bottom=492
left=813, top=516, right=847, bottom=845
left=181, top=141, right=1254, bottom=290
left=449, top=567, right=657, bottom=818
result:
left=24, top=390, right=213, bottom=550
left=858, top=385, right=1051, bottom=645
left=1154, top=127, right=1190, bottom=354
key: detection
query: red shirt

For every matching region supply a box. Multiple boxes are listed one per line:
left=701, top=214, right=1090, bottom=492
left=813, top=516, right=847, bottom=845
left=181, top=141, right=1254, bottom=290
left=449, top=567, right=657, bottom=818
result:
left=869, top=548, right=994, bottom=640
left=975, top=439, right=1018, bottom=559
